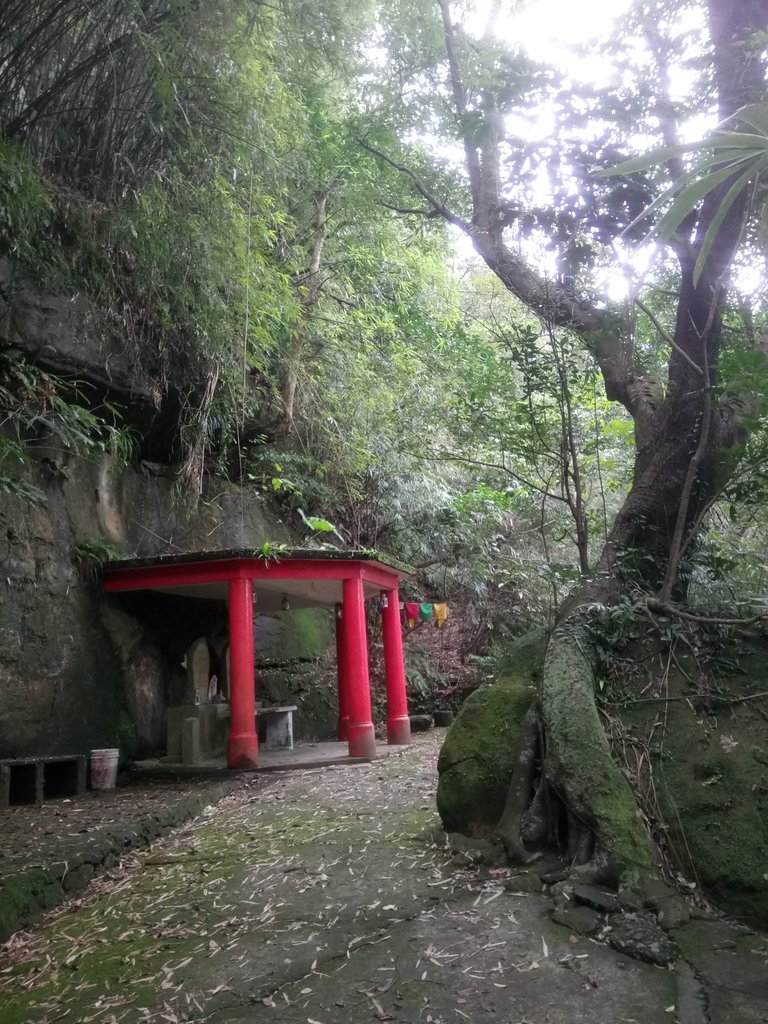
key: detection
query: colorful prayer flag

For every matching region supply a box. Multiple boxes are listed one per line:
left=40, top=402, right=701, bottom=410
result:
left=405, top=602, right=420, bottom=628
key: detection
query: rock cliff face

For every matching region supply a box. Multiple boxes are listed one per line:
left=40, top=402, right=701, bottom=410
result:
left=0, top=451, right=329, bottom=759
left=0, top=274, right=336, bottom=759
left=0, top=258, right=161, bottom=439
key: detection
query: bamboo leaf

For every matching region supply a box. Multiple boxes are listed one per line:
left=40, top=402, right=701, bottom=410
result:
left=707, top=130, right=768, bottom=150
left=617, top=170, right=700, bottom=239
left=727, top=103, right=768, bottom=136
left=686, top=146, right=767, bottom=170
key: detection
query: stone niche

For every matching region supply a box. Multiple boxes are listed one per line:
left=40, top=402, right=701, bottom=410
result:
left=165, top=635, right=231, bottom=764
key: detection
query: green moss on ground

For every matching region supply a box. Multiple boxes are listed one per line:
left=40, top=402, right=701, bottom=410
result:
left=0, top=776, right=454, bottom=1024
left=0, top=782, right=235, bottom=942
left=0, top=870, right=63, bottom=943
left=435, top=632, right=545, bottom=835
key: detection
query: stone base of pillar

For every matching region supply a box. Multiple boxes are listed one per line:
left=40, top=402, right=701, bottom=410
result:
left=347, top=721, right=377, bottom=758
left=386, top=715, right=412, bottom=746
left=227, top=735, right=258, bottom=769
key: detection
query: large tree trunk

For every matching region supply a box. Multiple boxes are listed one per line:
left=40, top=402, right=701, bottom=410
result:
left=359, top=0, right=768, bottom=883
left=437, top=0, right=768, bottom=882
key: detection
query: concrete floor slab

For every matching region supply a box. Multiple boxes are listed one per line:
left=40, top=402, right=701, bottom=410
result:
left=135, top=740, right=410, bottom=777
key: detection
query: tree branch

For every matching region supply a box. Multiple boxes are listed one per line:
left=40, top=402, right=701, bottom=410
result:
left=635, top=298, right=703, bottom=377
left=357, top=138, right=472, bottom=233
left=381, top=201, right=441, bottom=218
left=409, top=444, right=570, bottom=504
left=363, top=8, right=663, bottom=428
left=646, top=597, right=768, bottom=627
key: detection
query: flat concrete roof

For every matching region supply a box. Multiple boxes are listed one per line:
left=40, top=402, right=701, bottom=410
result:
left=102, top=547, right=414, bottom=613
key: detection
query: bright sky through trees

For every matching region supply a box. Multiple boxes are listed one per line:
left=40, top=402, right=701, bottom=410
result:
left=471, top=0, right=633, bottom=62
left=452, top=0, right=641, bottom=295
left=454, top=0, right=760, bottom=301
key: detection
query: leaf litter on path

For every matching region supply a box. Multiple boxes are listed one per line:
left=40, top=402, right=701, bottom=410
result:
left=0, top=733, right=681, bottom=1024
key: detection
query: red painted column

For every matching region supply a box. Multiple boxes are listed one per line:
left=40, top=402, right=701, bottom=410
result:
left=382, top=587, right=412, bottom=745
left=343, top=576, right=377, bottom=758
left=227, top=577, right=258, bottom=769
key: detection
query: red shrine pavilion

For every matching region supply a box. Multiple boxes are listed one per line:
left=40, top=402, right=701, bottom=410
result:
left=102, top=548, right=413, bottom=768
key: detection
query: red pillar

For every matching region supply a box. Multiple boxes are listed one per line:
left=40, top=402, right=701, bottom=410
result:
left=343, top=576, right=377, bottom=758
left=335, top=605, right=350, bottom=741
left=382, top=587, right=411, bottom=745
left=227, top=577, right=258, bottom=769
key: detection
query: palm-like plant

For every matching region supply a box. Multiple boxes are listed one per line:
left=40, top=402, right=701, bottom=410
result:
left=604, top=104, right=768, bottom=283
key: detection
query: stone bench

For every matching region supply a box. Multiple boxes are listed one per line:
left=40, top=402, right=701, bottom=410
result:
left=256, top=705, right=297, bottom=750
left=0, top=755, right=87, bottom=807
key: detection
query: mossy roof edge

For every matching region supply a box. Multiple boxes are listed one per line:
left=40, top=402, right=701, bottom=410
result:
left=103, top=546, right=415, bottom=577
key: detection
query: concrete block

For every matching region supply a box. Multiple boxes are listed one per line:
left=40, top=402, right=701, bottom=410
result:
left=181, top=717, right=201, bottom=766
left=264, top=709, right=294, bottom=750
left=167, top=704, right=230, bottom=761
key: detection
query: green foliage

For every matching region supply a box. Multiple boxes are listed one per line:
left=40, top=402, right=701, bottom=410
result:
left=74, top=538, right=129, bottom=568
left=296, top=508, right=341, bottom=539
left=402, top=647, right=453, bottom=713
left=0, top=352, right=130, bottom=499
left=0, top=143, right=52, bottom=263
left=0, top=465, right=46, bottom=506
left=73, top=537, right=130, bottom=585
left=4, top=0, right=768, bottom=654
left=604, top=105, right=768, bottom=284
left=582, top=599, right=649, bottom=691
left=0, top=0, right=372, bottom=492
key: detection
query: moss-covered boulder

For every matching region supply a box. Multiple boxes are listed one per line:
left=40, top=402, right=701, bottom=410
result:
left=620, top=632, right=768, bottom=926
left=436, top=632, right=545, bottom=836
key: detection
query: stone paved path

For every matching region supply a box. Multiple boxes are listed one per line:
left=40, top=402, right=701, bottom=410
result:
left=0, top=733, right=766, bottom=1024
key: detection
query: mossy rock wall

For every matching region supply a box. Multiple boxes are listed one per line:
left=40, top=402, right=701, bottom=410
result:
left=619, top=633, right=768, bottom=926
left=0, top=462, right=128, bottom=758
left=0, top=449, right=299, bottom=760
left=255, top=609, right=337, bottom=741
left=436, top=632, right=545, bottom=835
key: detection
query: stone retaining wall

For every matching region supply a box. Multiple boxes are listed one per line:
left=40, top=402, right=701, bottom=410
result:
left=0, top=779, right=236, bottom=942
